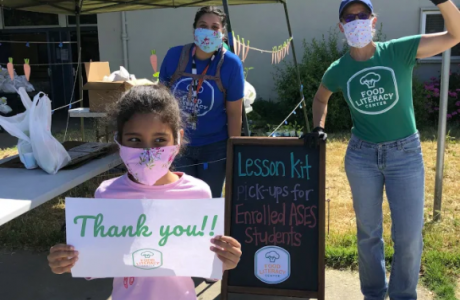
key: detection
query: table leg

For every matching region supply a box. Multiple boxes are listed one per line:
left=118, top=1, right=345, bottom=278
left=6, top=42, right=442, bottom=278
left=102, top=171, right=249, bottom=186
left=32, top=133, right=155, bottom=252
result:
left=95, top=118, right=100, bottom=142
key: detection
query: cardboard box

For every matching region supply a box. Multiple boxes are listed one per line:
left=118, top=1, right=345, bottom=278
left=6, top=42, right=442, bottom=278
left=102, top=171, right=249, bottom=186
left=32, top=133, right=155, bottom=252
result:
left=83, top=62, right=154, bottom=112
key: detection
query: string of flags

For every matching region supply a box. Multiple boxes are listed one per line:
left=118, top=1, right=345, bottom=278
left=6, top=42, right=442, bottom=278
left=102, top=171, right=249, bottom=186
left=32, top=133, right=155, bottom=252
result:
left=231, top=32, right=293, bottom=64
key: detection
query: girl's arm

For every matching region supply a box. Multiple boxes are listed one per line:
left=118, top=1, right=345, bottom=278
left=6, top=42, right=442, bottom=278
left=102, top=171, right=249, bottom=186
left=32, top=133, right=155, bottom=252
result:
left=312, top=84, right=333, bottom=128
left=227, top=100, right=243, bottom=137
left=417, top=0, right=460, bottom=59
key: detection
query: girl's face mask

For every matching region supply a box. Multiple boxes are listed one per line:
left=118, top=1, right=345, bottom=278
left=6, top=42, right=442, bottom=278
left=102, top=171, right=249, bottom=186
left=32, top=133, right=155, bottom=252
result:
left=343, top=19, right=374, bottom=48
left=115, top=135, right=180, bottom=186
left=194, top=28, right=223, bottom=53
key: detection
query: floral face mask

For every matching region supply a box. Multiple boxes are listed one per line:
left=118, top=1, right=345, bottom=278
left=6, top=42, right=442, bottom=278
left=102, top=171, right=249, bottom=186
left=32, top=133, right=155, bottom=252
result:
left=343, top=19, right=374, bottom=48
left=194, top=28, right=223, bottom=53
left=115, top=134, right=180, bottom=186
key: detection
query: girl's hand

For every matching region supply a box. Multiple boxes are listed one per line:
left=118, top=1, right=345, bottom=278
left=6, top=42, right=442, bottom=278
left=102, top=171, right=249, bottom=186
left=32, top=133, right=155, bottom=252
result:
left=210, top=236, right=242, bottom=271
left=47, top=244, right=79, bottom=274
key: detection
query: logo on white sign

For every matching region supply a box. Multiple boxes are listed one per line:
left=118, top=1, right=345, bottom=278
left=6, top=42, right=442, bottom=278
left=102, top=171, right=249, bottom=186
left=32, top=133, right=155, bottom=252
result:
left=254, top=246, right=290, bottom=284
left=132, top=248, right=163, bottom=270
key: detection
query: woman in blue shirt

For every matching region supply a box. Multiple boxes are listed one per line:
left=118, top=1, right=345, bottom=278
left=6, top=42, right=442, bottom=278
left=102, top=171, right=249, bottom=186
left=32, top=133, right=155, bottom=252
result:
left=160, top=6, right=244, bottom=198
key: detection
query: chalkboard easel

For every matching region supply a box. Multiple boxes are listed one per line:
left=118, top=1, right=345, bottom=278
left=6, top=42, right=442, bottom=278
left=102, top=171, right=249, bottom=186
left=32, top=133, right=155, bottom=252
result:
left=222, top=136, right=325, bottom=300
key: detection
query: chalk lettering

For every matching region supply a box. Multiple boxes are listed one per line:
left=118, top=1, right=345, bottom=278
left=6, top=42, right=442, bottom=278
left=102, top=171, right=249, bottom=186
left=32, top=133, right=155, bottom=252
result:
left=290, top=153, right=312, bottom=179
left=244, top=226, right=302, bottom=247
left=235, top=203, right=286, bottom=226
left=237, top=152, right=286, bottom=177
left=289, top=203, right=317, bottom=228
left=237, top=184, right=314, bottom=203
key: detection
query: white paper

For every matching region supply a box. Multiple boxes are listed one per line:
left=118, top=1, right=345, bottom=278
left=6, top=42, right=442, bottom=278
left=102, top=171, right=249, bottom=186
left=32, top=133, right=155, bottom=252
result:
left=66, top=197, right=225, bottom=279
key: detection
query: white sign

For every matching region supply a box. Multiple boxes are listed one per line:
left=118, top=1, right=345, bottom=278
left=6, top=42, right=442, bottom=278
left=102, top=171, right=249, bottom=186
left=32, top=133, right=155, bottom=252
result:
left=254, top=246, right=291, bottom=284
left=65, top=197, right=224, bottom=279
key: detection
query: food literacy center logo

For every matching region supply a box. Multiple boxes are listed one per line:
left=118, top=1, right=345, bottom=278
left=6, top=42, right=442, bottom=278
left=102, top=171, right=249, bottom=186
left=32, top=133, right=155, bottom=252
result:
left=255, top=246, right=291, bottom=284
left=132, top=249, right=163, bottom=270
left=347, top=67, right=400, bottom=115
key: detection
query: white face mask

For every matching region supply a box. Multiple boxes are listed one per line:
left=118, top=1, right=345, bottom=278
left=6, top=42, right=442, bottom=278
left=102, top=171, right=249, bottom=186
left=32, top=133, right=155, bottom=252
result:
left=343, top=19, right=374, bottom=48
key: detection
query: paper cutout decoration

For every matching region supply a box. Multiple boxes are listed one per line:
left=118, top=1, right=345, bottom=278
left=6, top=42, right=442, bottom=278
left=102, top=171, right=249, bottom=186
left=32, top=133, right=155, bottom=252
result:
left=232, top=33, right=250, bottom=62
left=232, top=32, right=292, bottom=64
left=7, top=58, right=14, bottom=81
left=150, top=50, right=158, bottom=73
left=24, top=59, right=31, bottom=81
left=272, top=40, right=291, bottom=64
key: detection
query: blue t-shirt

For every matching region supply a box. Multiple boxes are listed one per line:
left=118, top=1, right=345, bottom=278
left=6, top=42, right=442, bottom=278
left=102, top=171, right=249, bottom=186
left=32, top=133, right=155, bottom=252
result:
left=160, top=45, right=244, bottom=147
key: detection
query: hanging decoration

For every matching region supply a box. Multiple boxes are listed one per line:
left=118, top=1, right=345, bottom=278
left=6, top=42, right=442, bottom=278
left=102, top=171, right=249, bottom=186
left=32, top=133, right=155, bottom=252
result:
left=232, top=32, right=292, bottom=64
left=24, top=59, right=31, bottom=82
left=150, top=50, right=158, bottom=73
left=7, top=58, right=14, bottom=81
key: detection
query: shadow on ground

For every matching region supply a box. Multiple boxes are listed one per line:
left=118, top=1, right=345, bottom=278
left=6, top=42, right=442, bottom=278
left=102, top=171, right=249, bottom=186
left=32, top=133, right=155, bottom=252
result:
left=0, top=250, right=434, bottom=300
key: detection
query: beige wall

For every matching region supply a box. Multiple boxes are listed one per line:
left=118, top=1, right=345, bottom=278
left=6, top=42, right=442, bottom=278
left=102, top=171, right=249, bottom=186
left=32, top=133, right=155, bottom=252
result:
left=97, top=0, right=460, bottom=101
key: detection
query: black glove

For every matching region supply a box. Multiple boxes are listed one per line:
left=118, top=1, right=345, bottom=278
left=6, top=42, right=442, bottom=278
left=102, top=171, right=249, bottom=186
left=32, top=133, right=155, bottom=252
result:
left=312, top=126, right=328, bottom=141
left=299, top=127, right=327, bottom=147
left=430, top=0, right=448, bottom=5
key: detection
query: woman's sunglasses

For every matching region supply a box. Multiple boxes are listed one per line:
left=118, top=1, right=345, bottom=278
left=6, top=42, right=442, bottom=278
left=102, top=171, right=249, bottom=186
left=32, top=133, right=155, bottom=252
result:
left=342, top=12, right=371, bottom=23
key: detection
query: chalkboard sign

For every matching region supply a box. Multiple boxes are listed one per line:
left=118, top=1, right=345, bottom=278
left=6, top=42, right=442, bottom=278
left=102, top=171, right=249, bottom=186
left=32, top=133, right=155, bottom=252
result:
left=221, top=137, right=325, bottom=300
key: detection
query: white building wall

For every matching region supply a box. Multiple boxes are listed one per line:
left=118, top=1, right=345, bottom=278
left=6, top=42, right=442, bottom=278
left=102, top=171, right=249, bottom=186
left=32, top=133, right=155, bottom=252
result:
left=97, top=0, right=460, bottom=101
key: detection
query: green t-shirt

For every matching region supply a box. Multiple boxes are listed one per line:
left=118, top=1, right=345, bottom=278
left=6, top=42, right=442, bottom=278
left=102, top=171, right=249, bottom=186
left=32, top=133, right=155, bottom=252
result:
left=322, top=35, right=422, bottom=143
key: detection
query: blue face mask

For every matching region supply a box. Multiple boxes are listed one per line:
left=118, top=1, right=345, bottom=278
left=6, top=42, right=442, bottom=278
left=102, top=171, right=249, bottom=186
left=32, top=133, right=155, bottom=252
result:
left=194, top=28, right=223, bottom=53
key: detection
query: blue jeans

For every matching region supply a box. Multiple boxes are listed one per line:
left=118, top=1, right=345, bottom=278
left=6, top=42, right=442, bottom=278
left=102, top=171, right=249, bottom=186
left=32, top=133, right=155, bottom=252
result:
left=173, top=140, right=227, bottom=198
left=345, top=133, right=425, bottom=300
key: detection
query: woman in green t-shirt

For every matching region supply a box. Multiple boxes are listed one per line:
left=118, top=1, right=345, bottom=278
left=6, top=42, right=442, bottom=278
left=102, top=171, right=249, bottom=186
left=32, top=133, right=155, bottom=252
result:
left=312, top=0, right=460, bottom=299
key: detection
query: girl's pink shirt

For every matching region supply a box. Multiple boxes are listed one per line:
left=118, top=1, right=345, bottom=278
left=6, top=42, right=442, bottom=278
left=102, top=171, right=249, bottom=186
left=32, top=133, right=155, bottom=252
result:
left=93, top=172, right=212, bottom=300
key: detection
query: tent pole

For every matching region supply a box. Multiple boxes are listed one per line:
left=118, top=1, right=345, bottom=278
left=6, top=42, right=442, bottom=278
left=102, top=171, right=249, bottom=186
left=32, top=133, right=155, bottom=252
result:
left=75, top=1, right=84, bottom=141
left=433, top=47, right=451, bottom=222
left=222, top=0, right=250, bottom=137
left=282, top=0, right=310, bottom=132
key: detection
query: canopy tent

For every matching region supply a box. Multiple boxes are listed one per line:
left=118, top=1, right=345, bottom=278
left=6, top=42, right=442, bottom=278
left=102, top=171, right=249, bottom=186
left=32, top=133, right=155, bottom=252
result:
left=0, top=0, right=310, bottom=140
left=0, top=0, right=280, bottom=14
left=0, top=0, right=451, bottom=220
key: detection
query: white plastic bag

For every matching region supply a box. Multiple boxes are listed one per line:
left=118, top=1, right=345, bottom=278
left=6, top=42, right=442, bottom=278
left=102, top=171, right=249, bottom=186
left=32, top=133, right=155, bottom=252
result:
left=15, top=76, right=35, bottom=92
left=2, top=78, right=17, bottom=93
left=103, top=66, right=136, bottom=82
left=244, top=81, right=256, bottom=110
left=29, top=92, right=71, bottom=174
left=0, top=88, right=70, bottom=174
left=0, top=97, right=12, bottom=114
left=0, top=88, right=36, bottom=169
left=17, top=139, right=37, bottom=169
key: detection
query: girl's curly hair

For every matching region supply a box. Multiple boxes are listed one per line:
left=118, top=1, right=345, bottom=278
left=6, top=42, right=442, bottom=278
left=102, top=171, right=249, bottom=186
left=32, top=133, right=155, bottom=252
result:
left=107, top=84, right=187, bottom=150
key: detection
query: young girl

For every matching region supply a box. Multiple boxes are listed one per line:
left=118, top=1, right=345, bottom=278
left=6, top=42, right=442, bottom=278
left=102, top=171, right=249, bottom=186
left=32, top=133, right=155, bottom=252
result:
left=47, top=85, right=242, bottom=300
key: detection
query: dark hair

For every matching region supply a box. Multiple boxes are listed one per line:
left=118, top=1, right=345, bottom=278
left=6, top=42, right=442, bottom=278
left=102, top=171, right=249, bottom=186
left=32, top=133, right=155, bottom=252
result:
left=193, top=6, right=227, bottom=29
left=107, top=84, right=185, bottom=147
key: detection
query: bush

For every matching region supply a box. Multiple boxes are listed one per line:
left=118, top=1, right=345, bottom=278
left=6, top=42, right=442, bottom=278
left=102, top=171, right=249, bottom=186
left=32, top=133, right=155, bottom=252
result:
left=412, top=74, right=433, bottom=129
left=273, top=28, right=351, bottom=133
left=423, top=70, right=460, bottom=127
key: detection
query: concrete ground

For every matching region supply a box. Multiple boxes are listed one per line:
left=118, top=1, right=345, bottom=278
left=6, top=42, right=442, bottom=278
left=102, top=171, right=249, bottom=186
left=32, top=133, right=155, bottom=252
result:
left=0, top=250, right=434, bottom=300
